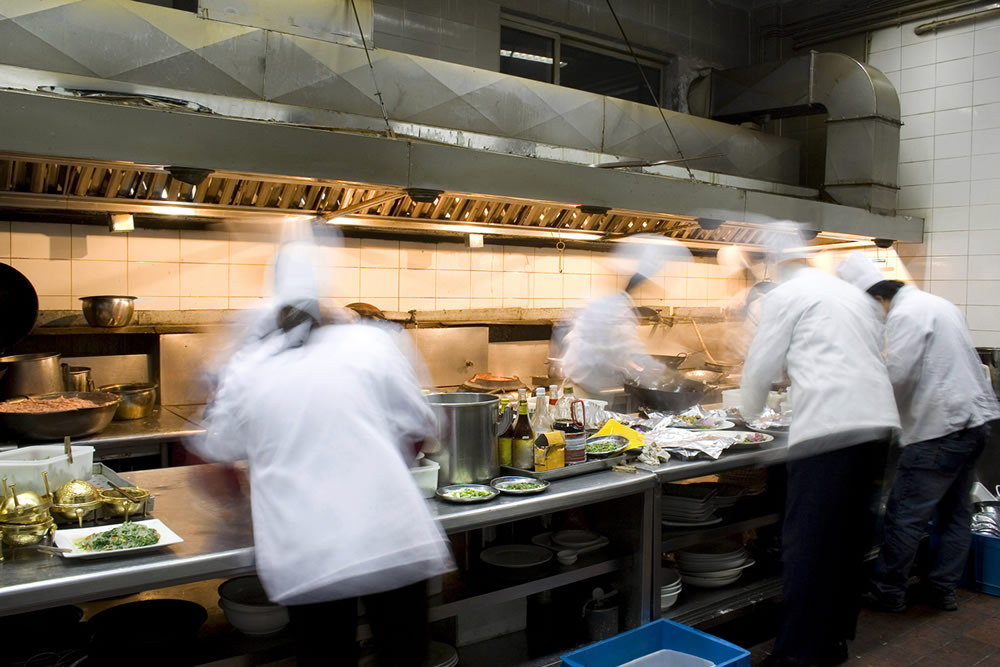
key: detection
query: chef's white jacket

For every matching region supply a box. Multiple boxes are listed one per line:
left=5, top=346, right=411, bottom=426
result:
left=190, top=323, right=452, bottom=605
left=741, top=267, right=900, bottom=454
left=561, top=292, right=663, bottom=394
left=884, top=285, right=1000, bottom=446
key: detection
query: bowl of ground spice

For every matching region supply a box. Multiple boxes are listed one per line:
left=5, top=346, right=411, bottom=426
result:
left=0, top=392, right=121, bottom=440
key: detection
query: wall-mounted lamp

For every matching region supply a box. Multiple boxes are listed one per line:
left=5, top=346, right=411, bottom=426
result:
left=467, top=233, right=485, bottom=248
left=578, top=205, right=611, bottom=215
left=696, top=218, right=725, bottom=230
left=406, top=188, right=444, bottom=204
left=109, top=213, right=134, bottom=233
left=873, top=238, right=894, bottom=249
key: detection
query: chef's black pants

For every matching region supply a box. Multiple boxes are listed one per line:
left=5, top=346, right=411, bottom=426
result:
left=287, top=579, right=429, bottom=667
left=773, top=440, right=887, bottom=666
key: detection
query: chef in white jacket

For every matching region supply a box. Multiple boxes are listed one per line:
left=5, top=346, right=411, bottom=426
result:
left=561, top=236, right=690, bottom=397
left=838, top=252, right=1000, bottom=613
left=189, top=239, right=452, bottom=667
left=743, top=236, right=899, bottom=667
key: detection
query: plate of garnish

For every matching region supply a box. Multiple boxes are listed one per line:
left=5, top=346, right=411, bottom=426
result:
left=436, top=484, right=500, bottom=503
left=52, top=519, right=182, bottom=558
left=490, top=477, right=550, bottom=495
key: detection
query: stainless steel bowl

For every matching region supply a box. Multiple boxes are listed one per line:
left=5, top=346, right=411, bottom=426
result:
left=79, top=296, right=137, bottom=328
left=0, top=391, right=121, bottom=440
left=99, top=382, right=157, bottom=420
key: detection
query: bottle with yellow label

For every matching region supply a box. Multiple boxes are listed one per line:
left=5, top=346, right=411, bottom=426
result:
left=497, top=397, right=513, bottom=466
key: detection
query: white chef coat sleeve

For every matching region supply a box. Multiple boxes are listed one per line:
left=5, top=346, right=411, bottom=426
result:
left=741, top=293, right=795, bottom=418
left=885, top=309, right=928, bottom=391
left=187, top=356, right=252, bottom=463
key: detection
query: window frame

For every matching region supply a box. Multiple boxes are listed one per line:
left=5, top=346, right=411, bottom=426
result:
left=499, top=15, right=667, bottom=105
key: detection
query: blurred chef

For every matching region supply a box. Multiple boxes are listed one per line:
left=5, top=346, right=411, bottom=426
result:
left=839, top=251, right=1000, bottom=613
left=560, top=235, right=690, bottom=397
left=188, top=233, right=452, bottom=666
left=742, top=227, right=899, bottom=667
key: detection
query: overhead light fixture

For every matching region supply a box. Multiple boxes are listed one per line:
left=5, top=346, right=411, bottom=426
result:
left=405, top=188, right=443, bottom=204
left=696, top=218, right=725, bottom=230
left=467, top=233, right=485, bottom=248
left=578, top=205, right=610, bottom=215
left=873, top=238, right=894, bottom=249
left=327, top=215, right=602, bottom=242
left=108, top=213, right=134, bottom=233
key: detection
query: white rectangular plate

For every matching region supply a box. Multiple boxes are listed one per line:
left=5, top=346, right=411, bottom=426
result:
left=52, top=519, right=183, bottom=559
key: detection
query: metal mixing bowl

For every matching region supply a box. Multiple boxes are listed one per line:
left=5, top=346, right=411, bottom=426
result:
left=99, top=383, right=157, bottom=420
left=79, top=296, right=136, bottom=327
left=0, top=391, right=120, bottom=440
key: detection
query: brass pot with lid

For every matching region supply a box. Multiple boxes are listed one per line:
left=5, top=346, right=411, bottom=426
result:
left=51, top=480, right=102, bottom=527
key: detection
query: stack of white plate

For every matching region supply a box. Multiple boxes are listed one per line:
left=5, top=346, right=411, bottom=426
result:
left=660, top=567, right=683, bottom=611
left=661, top=487, right=721, bottom=527
left=675, top=543, right=755, bottom=588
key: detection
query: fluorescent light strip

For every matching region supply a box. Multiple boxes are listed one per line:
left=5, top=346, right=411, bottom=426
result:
left=328, top=215, right=602, bottom=241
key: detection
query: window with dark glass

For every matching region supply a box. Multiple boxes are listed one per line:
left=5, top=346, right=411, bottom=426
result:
left=559, top=43, right=660, bottom=106
left=500, top=27, right=556, bottom=84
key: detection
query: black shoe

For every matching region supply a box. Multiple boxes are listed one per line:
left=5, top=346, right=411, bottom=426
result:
left=861, top=590, right=907, bottom=613
left=819, top=640, right=849, bottom=667
left=925, top=592, right=958, bottom=611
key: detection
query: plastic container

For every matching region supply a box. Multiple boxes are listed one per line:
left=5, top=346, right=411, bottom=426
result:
left=411, top=457, right=440, bottom=499
left=562, top=619, right=750, bottom=667
left=968, top=532, right=1000, bottom=596
left=0, top=445, right=95, bottom=495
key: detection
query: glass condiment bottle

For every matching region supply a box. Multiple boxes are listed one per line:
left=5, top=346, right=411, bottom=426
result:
left=555, top=384, right=576, bottom=420
left=530, top=387, right=552, bottom=438
left=497, top=397, right=514, bottom=466
left=511, top=394, right=534, bottom=470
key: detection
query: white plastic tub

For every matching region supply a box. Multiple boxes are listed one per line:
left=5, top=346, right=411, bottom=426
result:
left=411, top=457, right=440, bottom=499
left=0, top=445, right=95, bottom=495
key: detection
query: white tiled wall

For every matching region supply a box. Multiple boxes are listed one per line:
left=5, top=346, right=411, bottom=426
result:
left=869, top=11, right=1000, bottom=346
left=0, top=222, right=749, bottom=313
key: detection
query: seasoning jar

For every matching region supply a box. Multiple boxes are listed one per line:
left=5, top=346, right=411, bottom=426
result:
left=554, top=419, right=585, bottom=465
left=534, top=431, right=565, bottom=471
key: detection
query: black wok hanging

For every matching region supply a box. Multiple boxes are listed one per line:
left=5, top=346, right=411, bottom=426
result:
left=0, top=263, right=39, bottom=354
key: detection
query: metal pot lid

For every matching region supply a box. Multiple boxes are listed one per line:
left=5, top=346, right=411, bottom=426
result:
left=0, top=264, right=39, bottom=352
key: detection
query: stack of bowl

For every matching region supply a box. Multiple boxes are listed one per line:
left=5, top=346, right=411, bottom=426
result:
left=0, top=488, right=55, bottom=552
left=675, top=542, right=755, bottom=589
left=660, top=567, right=683, bottom=611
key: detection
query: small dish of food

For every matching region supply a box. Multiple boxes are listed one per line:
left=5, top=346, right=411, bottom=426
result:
left=584, top=434, right=629, bottom=458
left=52, top=518, right=183, bottom=558
left=435, top=484, right=499, bottom=504
left=725, top=431, right=776, bottom=448
left=490, top=476, right=550, bottom=495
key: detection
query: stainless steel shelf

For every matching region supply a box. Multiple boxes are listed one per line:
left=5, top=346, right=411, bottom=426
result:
left=429, top=554, right=628, bottom=623
left=661, top=512, right=781, bottom=553
left=663, top=573, right=782, bottom=629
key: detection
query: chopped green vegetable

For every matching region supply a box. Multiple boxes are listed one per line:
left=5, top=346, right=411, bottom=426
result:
left=586, top=441, right=622, bottom=453
left=502, top=482, right=544, bottom=490
left=74, top=523, right=160, bottom=552
left=447, top=487, right=493, bottom=498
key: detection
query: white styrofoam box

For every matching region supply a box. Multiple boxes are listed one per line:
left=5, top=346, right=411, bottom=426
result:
left=456, top=597, right=526, bottom=646
left=410, top=457, right=439, bottom=499
left=0, top=445, right=95, bottom=495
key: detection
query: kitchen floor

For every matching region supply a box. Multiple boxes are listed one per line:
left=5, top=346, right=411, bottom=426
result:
left=749, top=589, right=1000, bottom=666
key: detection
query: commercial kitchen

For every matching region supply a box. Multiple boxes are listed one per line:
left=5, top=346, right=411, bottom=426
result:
left=1, top=0, right=999, bottom=665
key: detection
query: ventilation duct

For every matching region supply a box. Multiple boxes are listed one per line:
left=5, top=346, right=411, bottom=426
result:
left=688, top=52, right=901, bottom=215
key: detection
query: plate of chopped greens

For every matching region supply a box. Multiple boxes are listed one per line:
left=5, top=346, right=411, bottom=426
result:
left=490, top=476, right=550, bottom=495
left=436, top=484, right=500, bottom=504
left=53, top=519, right=182, bottom=559
left=585, top=435, right=630, bottom=458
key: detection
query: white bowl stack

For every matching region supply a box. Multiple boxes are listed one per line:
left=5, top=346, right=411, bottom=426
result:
left=660, top=567, right=683, bottom=611
left=675, top=543, right=755, bottom=589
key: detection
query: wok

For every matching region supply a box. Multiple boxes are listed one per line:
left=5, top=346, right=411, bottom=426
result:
left=0, top=263, right=39, bottom=353
left=651, top=354, right=688, bottom=370
left=682, top=369, right=726, bottom=385
left=0, top=391, right=121, bottom=441
left=624, top=379, right=707, bottom=413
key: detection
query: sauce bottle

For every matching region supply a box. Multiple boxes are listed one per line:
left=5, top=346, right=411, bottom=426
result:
left=511, top=392, right=534, bottom=470
left=497, top=397, right=514, bottom=466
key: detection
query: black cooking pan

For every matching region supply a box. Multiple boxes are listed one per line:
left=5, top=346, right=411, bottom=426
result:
left=624, top=378, right=707, bottom=413
left=0, top=263, right=39, bottom=353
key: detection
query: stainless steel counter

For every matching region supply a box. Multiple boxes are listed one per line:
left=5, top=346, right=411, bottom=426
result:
left=0, top=438, right=789, bottom=618
left=0, top=408, right=204, bottom=449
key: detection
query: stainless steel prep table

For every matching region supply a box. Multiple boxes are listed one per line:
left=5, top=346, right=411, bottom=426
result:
left=0, top=464, right=662, bottom=619
left=0, top=408, right=205, bottom=465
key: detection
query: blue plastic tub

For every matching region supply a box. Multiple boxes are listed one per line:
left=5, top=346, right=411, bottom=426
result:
left=968, top=532, right=1000, bottom=596
left=561, top=619, right=750, bottom=667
